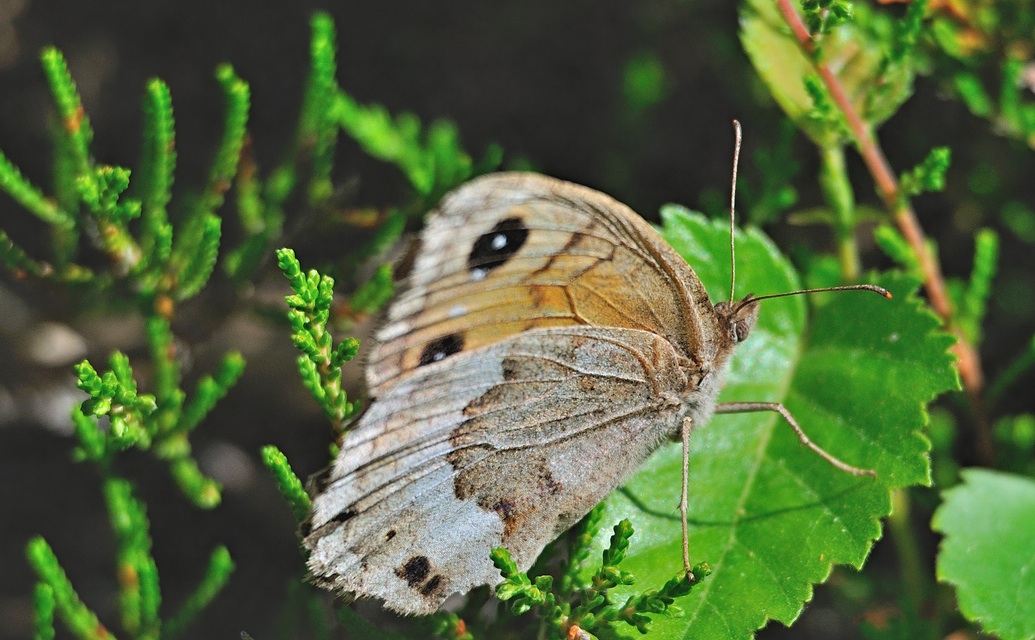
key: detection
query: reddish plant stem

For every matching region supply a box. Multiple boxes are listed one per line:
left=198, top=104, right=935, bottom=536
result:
left=774, top=0, right=992, bottom=462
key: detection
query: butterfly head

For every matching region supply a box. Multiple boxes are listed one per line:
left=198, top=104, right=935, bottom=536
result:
left=714, top=295, right=760, bottom=345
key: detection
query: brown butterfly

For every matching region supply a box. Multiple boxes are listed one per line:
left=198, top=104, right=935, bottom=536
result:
left=304, top=135, right=884, bottom=614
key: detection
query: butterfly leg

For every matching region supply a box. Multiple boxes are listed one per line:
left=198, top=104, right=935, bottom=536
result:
left=680, top=416, right=694, bottom=576
left=715, top=402, right=877, bottom=478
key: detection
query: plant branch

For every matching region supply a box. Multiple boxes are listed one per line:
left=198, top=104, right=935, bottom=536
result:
left=775, top=0, right=991, bottom=462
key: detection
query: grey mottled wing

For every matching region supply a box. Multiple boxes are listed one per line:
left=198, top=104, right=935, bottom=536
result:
left=305, top=326, right=689, bottom=614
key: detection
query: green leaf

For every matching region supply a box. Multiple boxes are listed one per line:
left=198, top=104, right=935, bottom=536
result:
left=585, top=208, right=956, bottom=639
left=739, top=1, right=915, bottom=147
left=932, top=469, right=1035, bottom=640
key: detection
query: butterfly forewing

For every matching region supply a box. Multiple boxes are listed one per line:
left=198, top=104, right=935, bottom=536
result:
left=367, top=173, right=722, bottom=394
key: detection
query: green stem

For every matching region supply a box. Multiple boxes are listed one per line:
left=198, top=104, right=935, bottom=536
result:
left=889, top=490, right=928, bottom=625
left=818, top=145, right=860, bottom=280
left=987, top=333, right=1035, bottom=406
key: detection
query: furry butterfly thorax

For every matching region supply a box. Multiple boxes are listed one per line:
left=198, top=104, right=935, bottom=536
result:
left=303, top=171, right=864, bottom=615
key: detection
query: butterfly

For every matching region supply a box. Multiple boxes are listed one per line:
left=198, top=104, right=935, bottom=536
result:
left=303, top=167, right=883, bottom=615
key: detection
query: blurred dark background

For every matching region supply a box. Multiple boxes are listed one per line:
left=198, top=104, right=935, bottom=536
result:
left=1, top=1, right=1032, bottom=638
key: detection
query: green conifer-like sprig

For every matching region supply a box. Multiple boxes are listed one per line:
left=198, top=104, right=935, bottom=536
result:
left=333, top=90, right=502, bottom=202
left=136, top=79, right=176, bottom=279
left=492, top=520, right=707, bottom=639
left=956, top=228, right=999, bottom=346
left=561, top=505, right=605, bottom=595
left=25, top=538, right=112, bottom=640
left=78, top=165, right=144, bottom=272
left=204, top=65, right=250, bottom=215
left=889, top=0, right=929, bottom=61
left=0, top=46, right=247, bottom=299
left=162, top=547, right=235, bottom=639
left=224, top=12, right=339, bottom=283
left=801, top=0, right=853, bottom=36
left=40, top=47, right=93, bottom=185
left=0, top=149, right=71, bottom=227
left=874, top=224, right=923, bottom=276
left=32, top=583, right=56, bottom=640
left=72, top=346, right=235, bottom=509
left=988, top=334, right=1035, bottom=406
left=27, top=474, right=234, bottom=640
left=161, top=65, right=246, bottom=302
left=3, top=11, right=510, bottom=640
left=430, top=612, right=475, bottom=640
left=278, top=247, right=359, bottom=427
left=261, top=445, right=311, bottom=524
left=104, top=478, right=161, bottom=637
left=803, top=75, right=850, bottom=142
left=900, top=146, right=952, bottom=199
left=301, top=12, right=340, bottom=204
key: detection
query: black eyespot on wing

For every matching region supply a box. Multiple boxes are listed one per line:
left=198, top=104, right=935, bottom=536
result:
left=330, top=509, right=357, bottom=524
left=396, top=555, right=431, bottom=588
left=419, top=333, right=465, bottom=366
left=467, top=217, right=528, bottom=277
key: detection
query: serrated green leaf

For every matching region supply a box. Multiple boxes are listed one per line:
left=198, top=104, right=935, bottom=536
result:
left=585, top=208, right=956, bottom=639
left=932, top=469, right=1035, bottom=640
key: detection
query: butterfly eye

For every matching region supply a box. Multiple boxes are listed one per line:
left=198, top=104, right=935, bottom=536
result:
left=734, top=319, right=751, bottom=342
left=418, top=333, right=465, bottom=366
left=467, top=216, right=529, bottom=279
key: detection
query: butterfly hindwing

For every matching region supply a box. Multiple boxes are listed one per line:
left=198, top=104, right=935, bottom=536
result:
left=305, top=326, right=688, bottom=614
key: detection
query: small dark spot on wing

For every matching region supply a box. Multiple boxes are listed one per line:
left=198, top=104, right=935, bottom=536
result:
left=419, top=333, right=465, bottom=366
left=420, top=575, right=443, bottom=596
left=494, top=498, right=517, bottom=526
left=331, top=509, right=357, bottom=525
left=396, top=555, right=431, bottom=588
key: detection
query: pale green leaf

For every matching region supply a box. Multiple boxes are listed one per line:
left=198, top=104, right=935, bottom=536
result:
left=933, top=469, right=1035, bottom=640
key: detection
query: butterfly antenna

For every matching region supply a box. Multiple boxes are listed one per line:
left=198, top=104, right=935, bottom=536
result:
left=729, top=120, right=742, bottom=304
left=748, top=283, right=893, bottom=304
left=721, top=121, right=893, bottom=307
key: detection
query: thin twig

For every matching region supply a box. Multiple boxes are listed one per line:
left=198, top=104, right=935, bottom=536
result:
left=774, top=0, right=992, bottom=463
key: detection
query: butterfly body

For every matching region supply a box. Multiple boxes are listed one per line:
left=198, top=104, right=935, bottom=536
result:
left=305, top=172, right=758, bottom=614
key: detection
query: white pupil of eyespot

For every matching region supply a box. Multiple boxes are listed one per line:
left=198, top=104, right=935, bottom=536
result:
left=491, top=233, right=507, bottom=250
